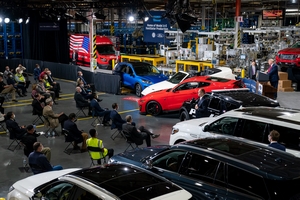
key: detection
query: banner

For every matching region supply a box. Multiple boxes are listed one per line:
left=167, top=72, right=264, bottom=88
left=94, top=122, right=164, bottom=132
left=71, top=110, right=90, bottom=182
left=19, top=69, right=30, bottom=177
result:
left=143, top=11, right=170, bottom=44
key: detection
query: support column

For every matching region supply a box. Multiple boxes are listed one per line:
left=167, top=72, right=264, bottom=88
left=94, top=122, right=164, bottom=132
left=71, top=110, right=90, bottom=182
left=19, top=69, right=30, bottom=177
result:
left=234, top=0, right=241, bottom=49
left=202, top=6, right=206, bottom=30
left=89, top=9, right=96, bottom=72
left=110, top=8, right=115, bottom=36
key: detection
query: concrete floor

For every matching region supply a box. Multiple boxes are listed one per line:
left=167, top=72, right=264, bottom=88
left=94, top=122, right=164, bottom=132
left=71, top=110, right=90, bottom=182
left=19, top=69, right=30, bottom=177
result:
left=0, top=75, right=299, bottom=198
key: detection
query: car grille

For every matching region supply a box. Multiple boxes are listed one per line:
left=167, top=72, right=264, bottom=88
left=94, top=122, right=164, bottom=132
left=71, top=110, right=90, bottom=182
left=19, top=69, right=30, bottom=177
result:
left=280, top=54, right=296, bottom=60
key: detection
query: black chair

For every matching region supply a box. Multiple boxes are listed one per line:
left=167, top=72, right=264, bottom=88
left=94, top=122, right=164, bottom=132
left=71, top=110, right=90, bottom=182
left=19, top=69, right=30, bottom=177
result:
left=62, top=129, right=75, bottom=155
left=90, top=109, right=103, bottom=127
left=0, top=119, right=7, bottom=133
left=75, top=106, right=88, bottom=118
left=123, top=131, right=141, bottom=151
left=32, top=106, right=44, bottom=125
left=7, top=127, right=23, bottom=151
left=87, top=146, right=107, bottom=166
left=110, top=120, right=125, bottom=140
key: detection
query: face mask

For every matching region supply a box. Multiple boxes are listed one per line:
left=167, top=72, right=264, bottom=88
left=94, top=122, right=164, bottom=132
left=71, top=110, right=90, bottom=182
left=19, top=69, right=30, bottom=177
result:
left=12, top=115, right=15, bottom=119
left=80, top=84, right=84, bottom=87
left=49, top=73, right=51, bottom=75
left=9, top=75, right=12, bottom=78
left=45, top=77, right=48, bottom=79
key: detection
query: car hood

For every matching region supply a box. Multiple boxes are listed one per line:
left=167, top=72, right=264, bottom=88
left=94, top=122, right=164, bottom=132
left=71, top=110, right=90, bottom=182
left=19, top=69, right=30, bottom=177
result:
left=175, top=117, right=212, bottom=128
left=141, top=80, right=175, bottom=95
left=139, top=74, right=168, bottom=83
left=11, top=168, right=80, bottom=197
left=112, top=145, right=170, bottom=164
left=278, top=48, right=300, bottom=54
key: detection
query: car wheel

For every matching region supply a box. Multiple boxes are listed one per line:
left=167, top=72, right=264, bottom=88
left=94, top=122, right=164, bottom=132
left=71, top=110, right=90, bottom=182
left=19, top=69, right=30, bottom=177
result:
left=135, top=83, right=142, bottom=97
left=174, top=139, right=185, bottom=144
left=179, top=111, right=190, bottom=121
left=146, top=101, right=162, bottom=116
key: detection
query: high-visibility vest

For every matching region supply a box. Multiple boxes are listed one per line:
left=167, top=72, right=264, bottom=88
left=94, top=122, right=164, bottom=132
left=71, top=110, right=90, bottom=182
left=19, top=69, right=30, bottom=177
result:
left=44, top=80, right=51, bottom=89
left=86, top=138, right=108, bottom=159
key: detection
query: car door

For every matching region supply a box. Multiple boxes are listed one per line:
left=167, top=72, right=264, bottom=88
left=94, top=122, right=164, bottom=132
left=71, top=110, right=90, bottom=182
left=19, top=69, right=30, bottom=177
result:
left=165, top=81, right=200, bottom=111
left=206, top=117, right=240, bottom=136
left=122, top=64, right=136, bottom=89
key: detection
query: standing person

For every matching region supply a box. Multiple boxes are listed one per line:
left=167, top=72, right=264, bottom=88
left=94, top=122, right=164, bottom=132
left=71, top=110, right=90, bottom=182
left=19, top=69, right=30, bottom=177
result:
left=28, top=142, right=63, bottom=174
left=266, top=58, right=279, bottom=99
left=268, top=130, right=286, bottom=151
left=90, top=93, right=110, bottom=126
left=195, top=89, right=210, bottom=118
left=86, top=129, right=114, bottom=164
left=248, top=60, right=258, bottom=80
left=122, top=115, right=159, bottom=147
left=33, top=64, right=41, bottom=83
left=21, top=125, right=51, bottom=161
left=63, top=113, right=89, bottom=152
left=72, top=49, right=78, bottom=65
left=0, top=74, right=18, bottom=102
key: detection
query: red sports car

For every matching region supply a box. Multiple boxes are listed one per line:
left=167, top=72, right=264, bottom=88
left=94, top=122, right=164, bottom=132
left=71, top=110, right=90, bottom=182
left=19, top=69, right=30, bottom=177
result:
left=138, top=76, right=244, bottom=116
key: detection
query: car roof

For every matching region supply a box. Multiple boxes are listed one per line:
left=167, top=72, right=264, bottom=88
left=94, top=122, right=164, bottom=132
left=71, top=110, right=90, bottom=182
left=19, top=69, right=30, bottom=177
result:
left=180, top=75, right=232, bottom=84
left=211, top=89, right=280, bottom=107
left=231, top=107, right=300, bottom=125
left=69, top=163, right=185, bottom=199
left=180, top=137, right=300, bottom=179
left=120, top=61, right=151, bottom=67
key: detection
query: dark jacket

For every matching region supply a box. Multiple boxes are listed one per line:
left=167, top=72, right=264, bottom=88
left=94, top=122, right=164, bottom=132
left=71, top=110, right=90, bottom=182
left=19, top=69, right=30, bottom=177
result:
left=21, top=132, right=39, bottom=157
left=63, top=119, right=83, bottom=142
left=32, top=99, right=44, bottom=116
left=28, top=151, right=53, bottom=174
left=247, top=65, right=257, bottom=80
left=267, top=64, right=279, bottom=83
left=74, top=92, right=89, bottom=108
left=196, top=96, right=210, bottom=118
left=122, top=123, right=143, bottom=145
left=110, top=110, right=126, bottom=130
left=6, top=119, right=27, bottom=139
left=269, top=142, right=286, bottom=151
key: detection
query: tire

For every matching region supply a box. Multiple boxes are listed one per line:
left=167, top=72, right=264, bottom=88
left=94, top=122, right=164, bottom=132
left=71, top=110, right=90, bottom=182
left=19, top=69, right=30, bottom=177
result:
left=135, top=83, right=142, bottom=97
left=179, top=110, right=190, bottom=121
left=174, top=139, right=186, bottom=144
left=146, top=101, right=162, bottom=116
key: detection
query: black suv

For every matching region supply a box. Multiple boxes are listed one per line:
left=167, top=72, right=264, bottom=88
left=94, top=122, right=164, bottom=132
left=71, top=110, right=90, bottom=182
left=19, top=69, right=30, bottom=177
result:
left=110, top=136, right=300, bottom=200
left=179, top=88, right=280, bottom=121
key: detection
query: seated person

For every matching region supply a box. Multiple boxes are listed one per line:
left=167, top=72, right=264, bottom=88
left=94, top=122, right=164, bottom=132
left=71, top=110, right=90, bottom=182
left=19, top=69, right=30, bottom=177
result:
left=90, top=93, right=110, bottom=126
left=21, top=125, right=51, bottom=161
left=77, top=70, right=95, bottom=92
left=77, top=80, right=93, bottom=100
left=122, top=115, right=160, bottom=147
left=0, top=96, right=5, bottom=114
left=6, top=73, right=24, bottom=97
left=0, top=73, right=18, bottom=102
left=110, top=103, right=126, bottom=130
left=14, top=68, right=30, bottom=91
left=32, top=93, right=45, bottom=116
left=74, top=87, right=92, bottom=116
left=5, top=112, right=26, bottom=139
left=46, top=70, right=61, bottom=93
left=36, top=78, right=56, bottom=104
left=63, top=113, right=89, bottom=152
left=28, top=142, right=63, bottom=174
left=86, top=129, right=114, bottom=164
left=42, top=74, right=60, bottom=99
left=43, top=98, right=68, bottom=135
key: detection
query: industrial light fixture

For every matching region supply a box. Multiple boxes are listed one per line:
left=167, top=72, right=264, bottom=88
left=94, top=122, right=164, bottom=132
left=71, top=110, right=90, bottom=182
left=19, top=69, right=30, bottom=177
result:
left=25, top=17, right=30, bottom=24
left=128, top=15, right=134, bottom=22
left=18, top=18, right=23, bottom=23
left=144, top=16, right=149, bottom=22
left=4, top=18, right=10, bottom=23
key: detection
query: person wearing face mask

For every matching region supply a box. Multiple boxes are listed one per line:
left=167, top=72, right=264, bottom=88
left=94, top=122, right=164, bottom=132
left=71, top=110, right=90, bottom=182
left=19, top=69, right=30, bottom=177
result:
left=5, top=111, right=27, bottom=139
left=74, top=87, right=92, bottom=116
left=15, top=68, right=30, bottom=92
left=77, top=71, right=95, bottom=92
left=77, top=79, right=93, bottom=100
left=33, top=64, right=41, bottom=83
left=43, top=74, right=60, bottom=99
left=0, top=73, right=18, bottom=102
left=6, top=73, right=24, bottom=97
left=46, top=70, right=61, bottom=94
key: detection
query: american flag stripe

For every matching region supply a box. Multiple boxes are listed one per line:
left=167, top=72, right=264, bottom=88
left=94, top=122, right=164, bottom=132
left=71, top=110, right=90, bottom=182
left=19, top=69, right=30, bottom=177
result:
left=70, top=35, right=90, bottom=54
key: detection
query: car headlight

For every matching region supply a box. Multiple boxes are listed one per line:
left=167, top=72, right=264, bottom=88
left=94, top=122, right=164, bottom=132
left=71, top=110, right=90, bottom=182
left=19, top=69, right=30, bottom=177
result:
left=8, top=185, right=14, bottom=193
left=172, top=128, right=179, bottom=135
left=141, top=79, right=152, bottom=84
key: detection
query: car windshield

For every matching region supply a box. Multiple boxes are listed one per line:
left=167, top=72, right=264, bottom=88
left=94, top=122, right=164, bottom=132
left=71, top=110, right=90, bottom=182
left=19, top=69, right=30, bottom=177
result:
left=96, top=44, right=115, bottom=55
left=291, top=42, right=300, bottom=48
left=168, top=72, right=188, bottom=84
left=133, top=64, right=160, bottom=76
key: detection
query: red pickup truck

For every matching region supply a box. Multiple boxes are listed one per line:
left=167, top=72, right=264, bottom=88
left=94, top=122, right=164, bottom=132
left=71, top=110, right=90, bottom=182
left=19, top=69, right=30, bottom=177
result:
left=276, top=42, right=300, bottom=71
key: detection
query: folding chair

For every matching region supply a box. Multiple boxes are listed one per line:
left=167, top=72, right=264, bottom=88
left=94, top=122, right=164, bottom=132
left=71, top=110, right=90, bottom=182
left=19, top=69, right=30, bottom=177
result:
left=123, top=131, right=141, bottom=151
left=32, top=114, right=44, bottom=125
left=110, top=120, right=125, bottom=140
left=87, top=146, right=107, bottom=166
left=0, top=120, right=7, bottom=132
left=62, top=129, right=75, bottom=155
left=0, top=93, right=11, bottom=102
left=7, top=127, right=23, bottom=151
left=90, top=109, right=103, bottom=127
left=75, top=106, right=88, bottom=118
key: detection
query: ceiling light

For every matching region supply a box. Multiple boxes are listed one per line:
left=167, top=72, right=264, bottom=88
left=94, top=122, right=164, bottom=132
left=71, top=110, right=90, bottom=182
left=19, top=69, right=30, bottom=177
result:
left=0, top=18, right=2, bottom=23
left=26, top=17, right=30, bottom=24
left=18, top=18, right=23, bottom=23
left=144, top=16, right=149, bottom=22
left=4, top=18, right=10, bottom=23
left=286, top=9, right=298, bottom=12
left=57, top=16, right=61, bottom=21
left=128, top=15, right=134, bottom=22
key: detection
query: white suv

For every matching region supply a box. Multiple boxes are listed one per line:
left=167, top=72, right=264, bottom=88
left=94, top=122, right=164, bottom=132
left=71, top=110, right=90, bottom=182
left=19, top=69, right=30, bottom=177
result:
left=170, top=107, right=300, bottom=157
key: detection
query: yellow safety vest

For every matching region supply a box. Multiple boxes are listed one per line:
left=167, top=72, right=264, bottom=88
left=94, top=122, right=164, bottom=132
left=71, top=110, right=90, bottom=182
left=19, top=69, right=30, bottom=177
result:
left=16, top=74, right=25, bottom=82
left=44, top=79, right=51, bottom=89
left=86, top=138, right=108, bottom=159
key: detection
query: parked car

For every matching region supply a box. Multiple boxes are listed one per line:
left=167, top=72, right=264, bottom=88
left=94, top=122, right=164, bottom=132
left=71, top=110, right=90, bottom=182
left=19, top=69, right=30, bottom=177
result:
left=170, top=107, right=300, bottom=157
left=179, top=88, right=280, bottom=121
left=141, top=67, right=236, bottom=96
left=276, top=41, right=300, bottom=71
left=138, top=76, right=244, bottom=116
left=109, top=136, right=300, bottom=200
left=7, top=163, right=192, bottom=200
left=113, top=61, right=168, bottom=96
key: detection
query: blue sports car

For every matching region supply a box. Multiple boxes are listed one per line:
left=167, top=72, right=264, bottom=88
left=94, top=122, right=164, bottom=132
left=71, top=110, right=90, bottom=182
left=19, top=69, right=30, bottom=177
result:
left=113, top=61, right=168, bottom=96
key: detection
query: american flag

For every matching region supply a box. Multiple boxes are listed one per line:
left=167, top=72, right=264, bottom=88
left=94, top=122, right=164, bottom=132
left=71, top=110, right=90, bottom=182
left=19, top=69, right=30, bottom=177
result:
left=70, top=35, right=90, bottom=54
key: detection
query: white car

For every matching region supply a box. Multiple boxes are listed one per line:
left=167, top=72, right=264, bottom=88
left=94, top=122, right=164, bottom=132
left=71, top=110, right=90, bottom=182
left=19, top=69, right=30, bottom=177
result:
left=170, top=107, right=300, bottom=158
left=7, top=163, right=192, bottom=200
left=141, top=67, right=236, bottom=96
